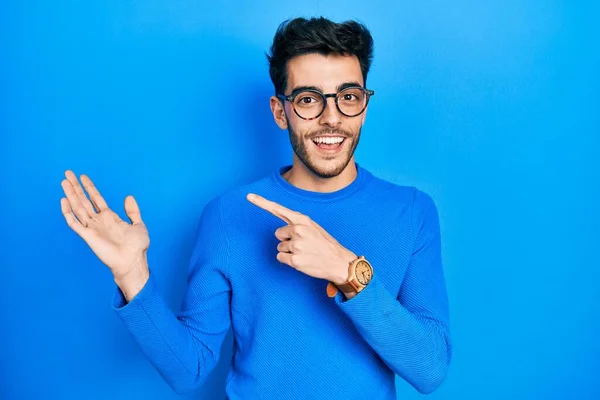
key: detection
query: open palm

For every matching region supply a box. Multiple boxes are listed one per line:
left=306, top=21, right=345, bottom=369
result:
left=60, top=170, right=150, bottom=279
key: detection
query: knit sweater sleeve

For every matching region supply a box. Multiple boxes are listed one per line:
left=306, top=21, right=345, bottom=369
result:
left=110, top=197, right=232, bottom=395
left=333, top=189, right=452, bottom=394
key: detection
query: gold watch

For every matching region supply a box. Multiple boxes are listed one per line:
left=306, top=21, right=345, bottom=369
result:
left=326, top=256, right=374, bottom=298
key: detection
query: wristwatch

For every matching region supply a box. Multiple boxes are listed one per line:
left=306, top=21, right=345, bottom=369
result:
left=326, top=255, right=374, bottom=298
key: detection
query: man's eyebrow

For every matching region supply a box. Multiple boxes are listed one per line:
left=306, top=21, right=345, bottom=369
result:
left=289, top=85, right=323, bottom=94
left=288, top=81, right=364, bottom=95
left=336, top=81, right=363, bottom=91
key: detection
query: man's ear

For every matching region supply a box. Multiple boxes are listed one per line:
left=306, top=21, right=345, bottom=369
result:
left=270, top=96, right=288, bottom=130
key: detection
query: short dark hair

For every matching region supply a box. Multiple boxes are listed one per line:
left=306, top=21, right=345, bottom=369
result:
left=266, top=17, right=374, bottom=95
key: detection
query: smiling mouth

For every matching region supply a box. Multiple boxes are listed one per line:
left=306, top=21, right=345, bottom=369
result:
left=311, top=136, right=346, bottom=152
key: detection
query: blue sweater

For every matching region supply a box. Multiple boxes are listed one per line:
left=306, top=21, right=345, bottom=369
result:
left=112, top=163, right=452, bottom=399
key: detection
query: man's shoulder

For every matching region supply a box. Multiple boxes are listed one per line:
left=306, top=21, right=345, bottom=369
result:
left=367, top=169, right=416, bottom=200
left=366, top=169, right=438, bottom=210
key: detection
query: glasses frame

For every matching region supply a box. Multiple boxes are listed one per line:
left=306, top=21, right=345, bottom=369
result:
left=277, top=86, right=375, bottom=120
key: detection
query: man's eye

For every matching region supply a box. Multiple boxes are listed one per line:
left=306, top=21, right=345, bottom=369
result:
left=303, top=96, right=321, bottom=103
left=297, top=96, right=320, bottom=106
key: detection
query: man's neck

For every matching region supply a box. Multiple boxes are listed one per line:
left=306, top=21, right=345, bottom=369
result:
left=281, top=157, right=358, bottom=193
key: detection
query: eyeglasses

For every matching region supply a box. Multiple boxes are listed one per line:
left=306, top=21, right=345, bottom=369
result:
left=277, top=86, right=375, bottom=120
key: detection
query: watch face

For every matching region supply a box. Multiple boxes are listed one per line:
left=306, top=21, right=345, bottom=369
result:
left=355, top=260, right=373, bottom=285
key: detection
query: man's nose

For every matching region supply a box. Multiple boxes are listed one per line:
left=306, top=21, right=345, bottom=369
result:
left=318, top=97, right=342, bottom=127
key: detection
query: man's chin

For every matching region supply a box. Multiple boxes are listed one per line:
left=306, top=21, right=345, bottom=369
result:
left=305, top=157, right=350, bottom=179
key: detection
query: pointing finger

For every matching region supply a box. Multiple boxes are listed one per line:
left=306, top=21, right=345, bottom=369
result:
left=246, top=193, right=303, bottom=225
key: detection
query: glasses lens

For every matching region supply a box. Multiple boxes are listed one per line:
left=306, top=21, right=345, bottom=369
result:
left=337, top=87, right=367, bottom=116
left=292, top=91, right=324, bottom=119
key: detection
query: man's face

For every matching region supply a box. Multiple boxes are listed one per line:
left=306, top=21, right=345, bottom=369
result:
left=271, top=53, right=368, bottom=178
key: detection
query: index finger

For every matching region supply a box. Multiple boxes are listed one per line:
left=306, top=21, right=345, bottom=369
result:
left=246, top=193, right=301, bottom=225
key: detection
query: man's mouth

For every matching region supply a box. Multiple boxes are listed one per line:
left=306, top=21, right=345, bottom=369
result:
left=310, top=136, right=346, bottom=152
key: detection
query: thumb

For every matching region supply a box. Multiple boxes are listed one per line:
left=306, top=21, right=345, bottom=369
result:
left=124, top=195, right=143, bottom=225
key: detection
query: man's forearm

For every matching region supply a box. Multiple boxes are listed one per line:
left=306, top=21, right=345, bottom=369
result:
left=333, top=275, right=451, bottom=394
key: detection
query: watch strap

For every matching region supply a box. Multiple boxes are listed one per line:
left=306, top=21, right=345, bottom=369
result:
left=326, top=282, right=339, bottom=298
left=327, top=280, right=357, bottom=297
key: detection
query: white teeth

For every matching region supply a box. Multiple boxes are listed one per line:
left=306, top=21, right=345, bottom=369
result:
left=313, top=136, right=344, bottom=145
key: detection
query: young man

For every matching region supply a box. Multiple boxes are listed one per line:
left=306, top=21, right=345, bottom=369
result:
left=60, top=17, right=452, bottom=399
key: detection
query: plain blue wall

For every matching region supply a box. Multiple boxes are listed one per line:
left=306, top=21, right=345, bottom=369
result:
left=1, top=1, right=598, bottom=399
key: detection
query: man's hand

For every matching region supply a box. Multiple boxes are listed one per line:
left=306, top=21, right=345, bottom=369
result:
left=246, top=193, right=356, bottom=286
left=60, top=170, right=150, bottom=300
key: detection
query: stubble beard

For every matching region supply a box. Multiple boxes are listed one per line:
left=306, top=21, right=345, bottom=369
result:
left=287, top=122, right=361, bottom=179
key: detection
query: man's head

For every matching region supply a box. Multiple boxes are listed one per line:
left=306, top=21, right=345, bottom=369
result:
left=266, top=17, right=374, bottom=179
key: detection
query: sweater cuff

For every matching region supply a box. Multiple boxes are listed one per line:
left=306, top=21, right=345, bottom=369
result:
left=333, top=273, right=390, bottom=318
left=111, top=269, right=160, bottom=316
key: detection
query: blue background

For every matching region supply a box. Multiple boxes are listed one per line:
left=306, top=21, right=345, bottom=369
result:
left=1, top=1, right=598, bottom=399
